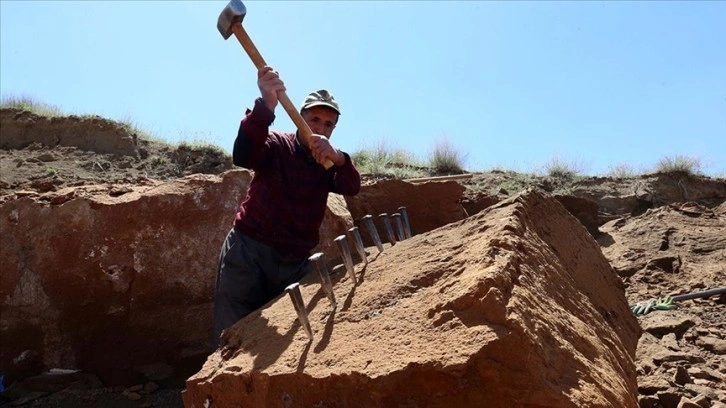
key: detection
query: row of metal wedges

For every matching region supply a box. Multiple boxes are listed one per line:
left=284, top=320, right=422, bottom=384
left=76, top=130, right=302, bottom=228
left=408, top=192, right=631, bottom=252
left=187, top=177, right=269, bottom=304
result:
left=284, top=207, right=414, bottom=341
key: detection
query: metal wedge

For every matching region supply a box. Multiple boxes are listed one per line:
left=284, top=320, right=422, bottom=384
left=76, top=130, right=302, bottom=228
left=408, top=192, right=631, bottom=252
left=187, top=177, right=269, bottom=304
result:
left=362, top=215, right=384, bottom=253
left=334, top=235, right=357, bottom=285
left=379, top=213, right=397, bottom=245
left=397, top=206, right=412, bottom=238
left=285, top=282, right=313, bottom=341
left=309, top=252, right=336, bottom=308
left=348, top=227, right=368, bottom=265
left=391, top=213, right=405, bottom=241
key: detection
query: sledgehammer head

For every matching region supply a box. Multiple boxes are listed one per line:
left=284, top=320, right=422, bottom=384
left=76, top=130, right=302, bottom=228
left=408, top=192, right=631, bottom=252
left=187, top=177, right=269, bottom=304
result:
left=217, top=0, right=247, bottom=39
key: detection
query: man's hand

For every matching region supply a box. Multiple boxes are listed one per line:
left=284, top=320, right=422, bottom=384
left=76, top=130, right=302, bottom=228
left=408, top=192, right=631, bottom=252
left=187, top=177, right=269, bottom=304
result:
left=309, top=135, right=346, bottom=167
left=257, top=66, right=285, bottom=111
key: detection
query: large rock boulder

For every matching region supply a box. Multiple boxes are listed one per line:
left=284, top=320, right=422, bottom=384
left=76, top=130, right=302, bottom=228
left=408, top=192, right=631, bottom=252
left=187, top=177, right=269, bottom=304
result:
left=182, top=189, right=641, bottom=408
left=0, top=169, right=356, bottom=385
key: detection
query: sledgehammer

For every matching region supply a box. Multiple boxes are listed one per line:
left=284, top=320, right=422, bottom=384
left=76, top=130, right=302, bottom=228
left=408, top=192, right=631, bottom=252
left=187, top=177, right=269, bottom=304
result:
left=217, top=0, right=334, bottom=169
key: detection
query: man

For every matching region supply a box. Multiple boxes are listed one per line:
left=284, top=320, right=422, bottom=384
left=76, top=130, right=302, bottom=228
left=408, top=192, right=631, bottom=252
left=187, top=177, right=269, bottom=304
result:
left=212, top=66, right=361, bottom=348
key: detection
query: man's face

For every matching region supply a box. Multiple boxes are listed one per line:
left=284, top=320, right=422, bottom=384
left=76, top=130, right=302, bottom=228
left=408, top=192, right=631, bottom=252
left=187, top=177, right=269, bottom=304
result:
left=301, top=106, right=338, bottom=139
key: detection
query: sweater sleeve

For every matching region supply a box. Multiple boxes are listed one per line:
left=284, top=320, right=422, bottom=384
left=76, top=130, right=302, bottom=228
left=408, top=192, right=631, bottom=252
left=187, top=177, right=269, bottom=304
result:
left=330, top=152, right=361, bottom=196
left=233, top=97, right=276, bottom=169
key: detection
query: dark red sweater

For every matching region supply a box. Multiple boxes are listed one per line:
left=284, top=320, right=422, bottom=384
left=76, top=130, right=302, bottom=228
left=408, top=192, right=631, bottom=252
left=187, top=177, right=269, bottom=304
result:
left=232, top=98, right=361, bottom=258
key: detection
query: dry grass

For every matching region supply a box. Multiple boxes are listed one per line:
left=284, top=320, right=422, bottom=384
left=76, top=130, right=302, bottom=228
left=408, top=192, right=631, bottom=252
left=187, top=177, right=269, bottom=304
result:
left=352, top=140, right=425, bottom=178
left=541, top=156, right=585, bottom=180
left=607, top=163, right=639, bottom=179
left=1, top=95, right=63, bottom=117
left=429, top=137, right=467, bottom=174
left=654, top=155, right=702, bottom=175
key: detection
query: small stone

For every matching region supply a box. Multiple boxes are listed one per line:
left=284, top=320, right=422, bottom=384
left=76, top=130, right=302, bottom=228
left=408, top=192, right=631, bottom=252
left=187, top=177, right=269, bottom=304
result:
left=683, top=331, right=699, bottom=342
left=691, top=394, right=710, bottom=408
left=695, top=328, right=710, bottom=336
left=50, top=192, right=74, bottom=205
left=641, top=314, right=697, bottom=338
left=653, top=350, right=706, bottom=365
left=697, top=336, right=726, bottom=354
left=657, top=390, right=682, bottom=408
left=637, top=362, right=655, bottom=375
left=14, top=190, right=37, bottom=198
left=638, top=375, right=671, bottom=395
left=638, top=395, right=659, bottom=408
left=662, top=333, right=679, bottom=350
left=126, top=391, right=142, bottom=401
left=127, top=384, right=144, bottom=392
left=142, top=381, right=159, bottom=394
left=37, top=153, right=56, bottom=162
left=673, top=365, right=691, bottom=385
left=677, top=397, right=703, bottom=408
left=688, top=366, right=723, bottom=381
left=684, top=384, right=720, bottom=402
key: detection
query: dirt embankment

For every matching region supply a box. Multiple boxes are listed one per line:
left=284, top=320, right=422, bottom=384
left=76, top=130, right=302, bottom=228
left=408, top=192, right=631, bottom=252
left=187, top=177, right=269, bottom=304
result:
left=0, top=108, right=233, bottom=197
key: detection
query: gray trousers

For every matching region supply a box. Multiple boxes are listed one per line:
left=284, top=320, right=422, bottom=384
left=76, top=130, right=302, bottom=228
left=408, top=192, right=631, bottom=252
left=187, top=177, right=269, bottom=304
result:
left=212, top=228, right=310, bottom=348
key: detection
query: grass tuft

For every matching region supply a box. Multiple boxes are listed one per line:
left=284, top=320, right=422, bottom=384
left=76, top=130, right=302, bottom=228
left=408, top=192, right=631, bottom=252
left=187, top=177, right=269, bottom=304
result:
left=542, top=156, right=583, bottom=179
left=607, top=163, right=639, bottom=179
left=655, top=155, right=702, bottom=175
left=352, top=140, right=425, bottom=178
left=115, top=115, right=163, bottom=143
left=1, top=95, right=63, bottom=117
left=429, top=137, right=467, bottom=174
left=44, top=166, right=60, bottom=177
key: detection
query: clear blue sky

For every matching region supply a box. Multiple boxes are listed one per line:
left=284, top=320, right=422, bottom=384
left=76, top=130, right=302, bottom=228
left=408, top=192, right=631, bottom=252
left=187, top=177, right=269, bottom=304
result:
left=1, top=1, right=724, bottom=176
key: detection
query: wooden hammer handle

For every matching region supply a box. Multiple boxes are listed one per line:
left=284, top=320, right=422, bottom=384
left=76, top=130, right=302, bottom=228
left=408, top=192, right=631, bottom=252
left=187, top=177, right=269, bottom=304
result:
left=231, top=23, right=334, bottom=169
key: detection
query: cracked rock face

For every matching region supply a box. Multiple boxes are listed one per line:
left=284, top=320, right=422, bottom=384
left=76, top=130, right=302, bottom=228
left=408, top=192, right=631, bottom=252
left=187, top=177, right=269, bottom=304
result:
left=182, top=190, right=640, bottom=408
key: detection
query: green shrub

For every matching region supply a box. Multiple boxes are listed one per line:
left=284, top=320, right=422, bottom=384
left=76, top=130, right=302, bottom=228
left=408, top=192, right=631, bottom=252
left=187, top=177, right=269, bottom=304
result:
left=45, top=166, right=60, bottom=177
